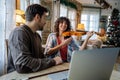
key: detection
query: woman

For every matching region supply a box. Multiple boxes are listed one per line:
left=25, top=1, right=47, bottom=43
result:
left=45, top=17, right=93, bottom=62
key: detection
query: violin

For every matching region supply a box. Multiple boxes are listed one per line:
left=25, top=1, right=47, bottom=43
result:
left=62, top=30, right=88, bottom=37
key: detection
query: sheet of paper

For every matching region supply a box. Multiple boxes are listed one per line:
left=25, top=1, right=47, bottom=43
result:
left=48, top=71, right=68, bottom=80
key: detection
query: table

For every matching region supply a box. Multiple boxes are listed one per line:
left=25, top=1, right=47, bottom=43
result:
left=0, top=63, right=120, bottom=80
left=0, top=63, right=69, bottom=80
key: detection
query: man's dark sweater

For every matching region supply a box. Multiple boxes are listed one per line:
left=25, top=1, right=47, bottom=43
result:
left=7, top=25, right=55, bottom=73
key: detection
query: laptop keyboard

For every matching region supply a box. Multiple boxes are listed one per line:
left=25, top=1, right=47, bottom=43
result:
left=61, top=78, right=68, bottom=80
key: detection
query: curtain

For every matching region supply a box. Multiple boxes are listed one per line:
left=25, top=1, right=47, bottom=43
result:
left=60, top=4, right=67, bottom=17
left=68, top=8, right=76, bottom=31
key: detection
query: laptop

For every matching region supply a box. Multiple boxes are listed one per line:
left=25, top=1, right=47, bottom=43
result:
left=68, top=48, right=120, bottom=80
left=48, top=48, right=120, bottom=80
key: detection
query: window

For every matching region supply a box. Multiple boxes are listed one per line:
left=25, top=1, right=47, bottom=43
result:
left=81, top=8, right=100, bottom=39
left=68, top=8, right=76, bottom=31
left=60, top=4, right=76, bottom=30
left=20, top=0, right=40, bottom=11
left=30, top=0, right=40, bottom=4
left=60, top=4, right=67, bottom=17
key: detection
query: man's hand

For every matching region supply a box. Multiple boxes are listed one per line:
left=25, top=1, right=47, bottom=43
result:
left=53, top=56, right=63, bottom=65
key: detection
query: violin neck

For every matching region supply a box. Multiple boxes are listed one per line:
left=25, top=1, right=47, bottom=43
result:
left=76, top=30, right=88, bottom=32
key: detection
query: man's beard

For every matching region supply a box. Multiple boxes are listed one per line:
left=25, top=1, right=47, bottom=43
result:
left=38, top=25, right=44, bottom=31
left=39, top=27, right=43, bottom=31
left=38, top=23, right=46, bottom=31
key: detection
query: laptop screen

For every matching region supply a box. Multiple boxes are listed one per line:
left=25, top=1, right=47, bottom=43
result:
left=68, top=48, right=120, bottom=80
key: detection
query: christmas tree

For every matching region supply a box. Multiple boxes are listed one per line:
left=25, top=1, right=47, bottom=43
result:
left=106, top=8, right=120, bottom=47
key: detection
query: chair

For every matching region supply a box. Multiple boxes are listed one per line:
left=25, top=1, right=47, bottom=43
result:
left=3, top=39, right=8, bottom=74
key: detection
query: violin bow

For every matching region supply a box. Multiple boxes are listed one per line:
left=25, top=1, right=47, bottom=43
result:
left=76, top=30, right=88, bottom=32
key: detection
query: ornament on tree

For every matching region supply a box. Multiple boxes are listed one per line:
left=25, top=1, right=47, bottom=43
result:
left=112, top=20, right=119, bottom=26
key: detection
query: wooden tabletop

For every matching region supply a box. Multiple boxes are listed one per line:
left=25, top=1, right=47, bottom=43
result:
left=0, top=63, right=69, bottom=80
left=0, top=63, right=120, bottom=80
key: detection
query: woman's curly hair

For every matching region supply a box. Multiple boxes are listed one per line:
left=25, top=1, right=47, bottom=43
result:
left=54, top=17, right=71, bottom=37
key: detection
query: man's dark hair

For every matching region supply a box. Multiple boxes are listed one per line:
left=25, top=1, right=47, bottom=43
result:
left=25, top=4, right=48, bottom=21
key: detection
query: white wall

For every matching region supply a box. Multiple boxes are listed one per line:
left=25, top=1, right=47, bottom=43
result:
left=101, top=0, right=120, bottom=16
left=0, top=0, right=6, bottom=76
left=0, top=0, right=15, bottom=76
left=76, top=0, right=120, bottom=16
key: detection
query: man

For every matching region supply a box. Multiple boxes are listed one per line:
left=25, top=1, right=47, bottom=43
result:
left=7, top=4, right=62, bottom=73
